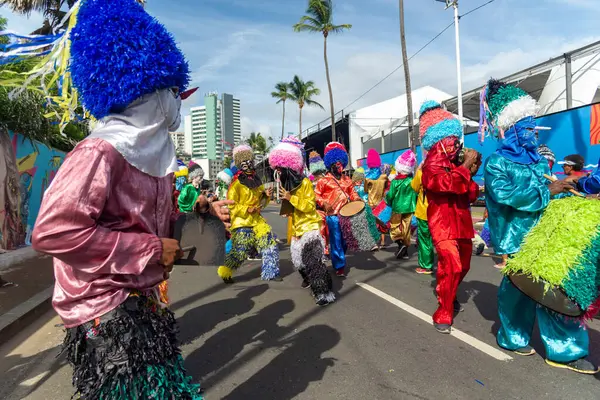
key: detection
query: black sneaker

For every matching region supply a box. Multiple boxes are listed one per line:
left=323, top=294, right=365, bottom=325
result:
left=301, top=280, right=311, bottom=289
left=270, top=276, right=283, bottom=282
left=395, top=245, right=407, bottom=259
left=454, top=300, right=464, bottom=312
left=545, top=358, right=600, bottom=374
left=513, top=346, right=536, bottom=356
left=222, top=277, right=234, bottom=284
left=475, top=243, right=485, bottom=256
left=434, top=323, right=451, bottom=334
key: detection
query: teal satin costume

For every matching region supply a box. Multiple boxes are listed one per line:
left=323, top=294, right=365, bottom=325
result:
left=485, top=147, right=588, bottom=363
left=484, top=153, right=551, bottom=255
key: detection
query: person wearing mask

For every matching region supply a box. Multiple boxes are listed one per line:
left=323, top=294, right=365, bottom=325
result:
left=419, top=101, right=481, bottom=334
left=29, top=0, right=233, bottom=396
left=480, top=78, right=596, bottom=374
left=315, top=142, right=361, bottom=277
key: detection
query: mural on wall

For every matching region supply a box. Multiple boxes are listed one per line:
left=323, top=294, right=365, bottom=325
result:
left=358, top=102, right=600, bottom=181
left=0, top=130, right=65, bottom=251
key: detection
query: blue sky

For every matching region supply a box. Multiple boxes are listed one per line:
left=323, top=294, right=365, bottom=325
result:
left=2, top=0, right=598, bottom=139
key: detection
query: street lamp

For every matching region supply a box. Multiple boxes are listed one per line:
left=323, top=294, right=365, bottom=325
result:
left=436, top=0, right=463, bottom=126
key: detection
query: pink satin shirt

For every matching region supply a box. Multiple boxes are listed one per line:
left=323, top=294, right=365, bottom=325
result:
left=32, top=138, right=175, bottom=328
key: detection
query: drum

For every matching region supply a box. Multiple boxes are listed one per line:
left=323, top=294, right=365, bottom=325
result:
left=338, top=201, right=380, bottom=252
left=172, top=212, right=227, bottom=266
left=503, top=196, right=600, bottom=318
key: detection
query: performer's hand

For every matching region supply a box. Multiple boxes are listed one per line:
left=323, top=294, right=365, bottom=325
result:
left=163, top=264, right=174, bottom=280
left=265, top=187, right=273, bottom=198
left=323, top=202, right=333, bottom=213
left=247, top=206, right=259, bottom=214
left=195, top=195, right=210, bottom=213
left=469, top=157, right=482, bottom=176
left=548, top=180, right=572, bottom=195
left=210, top=200, right=234, bottom=228
left=160, top=238, right=183, bottom=267
left=279, top=186, right=291, bottom=201
left=461, top=149, right=479, bottom=169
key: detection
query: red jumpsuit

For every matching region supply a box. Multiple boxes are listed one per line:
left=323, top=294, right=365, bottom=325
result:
left=422, top=137, right=479, bottom=325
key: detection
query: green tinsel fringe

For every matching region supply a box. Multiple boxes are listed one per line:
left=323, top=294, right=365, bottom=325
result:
left=504, top=197, right=600, bottom=309
left=100, top=355, right=202, bottom=400
left=487, top=85, right=528, bottom=119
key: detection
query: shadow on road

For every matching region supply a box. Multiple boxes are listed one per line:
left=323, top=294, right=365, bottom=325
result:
left=184, top=299, right=295, bottom=382
left=222, top=325, right=341, bottom=400
left=178, top=284, right=270, bottom=345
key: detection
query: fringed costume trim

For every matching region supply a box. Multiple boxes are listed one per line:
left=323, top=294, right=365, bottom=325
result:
left=221, top=226, right=280, bottom=280
left=291, top=230, right=334, bottom=303
left=62, top=295, right=202, bottom=400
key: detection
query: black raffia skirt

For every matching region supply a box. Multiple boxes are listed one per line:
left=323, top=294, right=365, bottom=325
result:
left=61, top=293, right=202, bottom=399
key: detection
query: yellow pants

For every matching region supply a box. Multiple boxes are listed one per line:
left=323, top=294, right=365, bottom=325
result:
left=390, top=213, right=413, bottom=246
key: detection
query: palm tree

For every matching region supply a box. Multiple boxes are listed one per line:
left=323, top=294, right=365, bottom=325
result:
left=271, top=82, right=291, bottom=141
left=293, top=0, right=351, bottom=142
left=288, top=75, right=324, bottom=140
left=399, top=0, right=415, bottom=152
left=247, top=132, right=271, bottom=156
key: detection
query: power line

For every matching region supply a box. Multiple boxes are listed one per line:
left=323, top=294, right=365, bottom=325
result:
left=461, top=0, right=495, bottom=19
left=341, top=21, right=454, bottom=112
left=334, top=0, right=499, bottom=121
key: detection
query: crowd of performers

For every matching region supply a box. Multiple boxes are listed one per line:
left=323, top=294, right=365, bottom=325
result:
left=5, top=1, right=599, bottom=397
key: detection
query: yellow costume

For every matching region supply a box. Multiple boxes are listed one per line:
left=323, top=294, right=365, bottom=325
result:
left=217, top=144, right=280, bottom=283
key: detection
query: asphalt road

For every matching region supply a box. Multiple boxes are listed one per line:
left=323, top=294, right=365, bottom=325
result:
left=2, top=204, right=600, bottom=399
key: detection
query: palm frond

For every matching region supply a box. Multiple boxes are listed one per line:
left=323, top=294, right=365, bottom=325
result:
left=293, top=22, right=322, bottom=33
left=305, top=99, right=324, bottom=110
left=329, top=23, right=352, bottom=33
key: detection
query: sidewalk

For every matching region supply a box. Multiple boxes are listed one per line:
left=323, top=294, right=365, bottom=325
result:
left=0, top=249, right=55, bottom=345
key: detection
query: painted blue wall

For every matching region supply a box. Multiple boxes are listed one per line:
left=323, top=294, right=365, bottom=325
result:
left=357, top=103, right=600, bottom=185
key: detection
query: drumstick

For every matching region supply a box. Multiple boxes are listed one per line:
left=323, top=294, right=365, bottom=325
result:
left=543, top=174, right=584, bottom=197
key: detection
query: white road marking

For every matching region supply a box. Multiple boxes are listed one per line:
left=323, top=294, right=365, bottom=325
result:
left=356, top=282, right=513, bottom=362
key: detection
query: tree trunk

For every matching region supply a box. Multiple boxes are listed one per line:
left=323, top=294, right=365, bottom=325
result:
left=399, top=0, right=415, bottom=152
left=299, top=106, right=303, bottom=140
left=281, top=100, right=286, bottom=140
left=324, top=35, right=336, bottom=142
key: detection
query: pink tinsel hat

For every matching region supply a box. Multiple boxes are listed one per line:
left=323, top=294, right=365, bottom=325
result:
left=395, top=150, right=416, bottom=175
left=268, top=141, right=305, bottom=174
left=366, top=149, right=381, bottom=169
left=281, top=135, right=304, bottom=149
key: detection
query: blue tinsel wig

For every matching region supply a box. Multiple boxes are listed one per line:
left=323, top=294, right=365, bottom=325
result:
left=324, top=148, right=349, bottom=169
left=70, top=0, right=190, bottom=119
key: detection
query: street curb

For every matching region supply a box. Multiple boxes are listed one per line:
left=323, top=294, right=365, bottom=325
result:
left=0, top=286, right=53, bottom=346
left=0, top=247, right=45, bottom=272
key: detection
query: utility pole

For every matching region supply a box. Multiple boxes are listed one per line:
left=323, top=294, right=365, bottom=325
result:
left=399, top=0, right=415, bottom=152
left=436, top=0, right=463, bottom=126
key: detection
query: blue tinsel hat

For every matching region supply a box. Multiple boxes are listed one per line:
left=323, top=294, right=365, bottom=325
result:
left=0, top=0, right=190, bottom=127
left=323, top=142, right=349, bottom=169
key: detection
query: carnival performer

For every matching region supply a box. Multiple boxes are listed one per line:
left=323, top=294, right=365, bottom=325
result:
left=351, top=167, right=368, bottom=202
left=480, top=78, right=597, bottom=374
left=315, top=142, right=361, bottom=277
left=26, top=0, right=233, bottom=397
left=173, top=160, right=188, bottom=212
left=365, top=149, right=390, bottom=249
left=419, top=101, right=481, bottom=334
left=269, top=141, right=335, bottom=306
left=386, top=150, right=417, bottom=260
left=217, top=144, right=280, bottom=283
left=411, top=161, right=434, bottom=274
left=309, top=151, right=330, bottom=255
left=178, top=163, right=206, bottom=213
left=216, top=167, right=234, bottom=200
